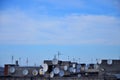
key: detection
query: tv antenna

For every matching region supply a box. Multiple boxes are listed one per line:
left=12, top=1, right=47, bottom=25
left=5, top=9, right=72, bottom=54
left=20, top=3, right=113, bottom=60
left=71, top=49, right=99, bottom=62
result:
left=19, top=57, right=21, bottom=65
left=78, top=58, right=80, bottom=63
left=73, top=57, right=75, bottom=62
left=11, top=56, right=14, bottom=64
left=91, top=58, right=93, bottom=63
left=57, top=51, right=62, bottom=60
left=26, top=58, right=28, bottom=66
left=68, top=56, right=70, bottom=61
left=34, top=63, right=36, bottom=67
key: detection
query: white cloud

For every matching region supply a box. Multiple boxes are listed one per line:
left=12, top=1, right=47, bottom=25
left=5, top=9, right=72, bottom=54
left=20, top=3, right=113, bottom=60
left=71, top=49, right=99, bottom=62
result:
left=34, top=0, right=120, bottom=14
left=36, top=0, right=85, bottom=9
left=0, top=10, right=120, bottom=45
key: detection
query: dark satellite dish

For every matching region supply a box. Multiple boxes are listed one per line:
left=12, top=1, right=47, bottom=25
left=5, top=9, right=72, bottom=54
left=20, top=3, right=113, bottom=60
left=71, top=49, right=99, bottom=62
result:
left=80, top=67, right=85, bottom=71
left=107, top=59, right=112, bottom=65
left=69, top=67, right=74, bottom=73
left=76, top=68, right=80, bottom=73
left=23, top=69, right=28, bottom=76
left=76, top=64, right=81, bottom=72
left=94, top=64, right=99, bottom=69
left=53, top=67, right=60, bottom=74
left=59, top=70, right=64, bottom=77
left=64, top=65, right=68, bottom=71
left=85, top=66, right=88, bottom=71
left=50, top=71, right=54, bottom=78
left=9, top=67, right=15, bottom=74
left=77, top=64, right=81, bottom=69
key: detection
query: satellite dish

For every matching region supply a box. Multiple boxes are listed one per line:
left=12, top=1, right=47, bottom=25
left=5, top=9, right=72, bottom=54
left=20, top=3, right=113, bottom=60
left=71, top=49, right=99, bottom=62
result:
left=73, top=68, right=76, bottom=73
left=85, top=73, right=88, bottom=76
left=23, top=69, right=28, bottom=76
left=76, top=68, right=80, bottom=73
left=72, top=64, right=76, bottom=68
left=32, top=69, right=38, bottom=76
left=94, top=64, right=99, bottom=69
left=97, top=59, right=102, bottom=64
left=42, top=63, right=48, bottom=72
left=59, top=70, right=64, bottom=77
left=64, top=65, right=68, bottom=71
left=85, top=66, right=88, bottom=71
left=39, top=68, right=44, bottom=75
left=101, top=68, right=104, bottom=71
left=86, top=64, right=89, bottom=67
left=78, top=74, right=81, bottom=78
left=52, top=55, right=58, bottom=65
left=107, top=59, right=112, bottom=65
left=80, top=67, right=85, bottom=71
left=53, top=67, right=60, bottom=74
left=9, top=67, right=15, bottom=73
left=76, top=64, right=81, bottom=73
left=50, top=71, right=54, bottom=78
left=69, top=67, right=74, bottom=73
left=77, top=64, right=81, bottom=69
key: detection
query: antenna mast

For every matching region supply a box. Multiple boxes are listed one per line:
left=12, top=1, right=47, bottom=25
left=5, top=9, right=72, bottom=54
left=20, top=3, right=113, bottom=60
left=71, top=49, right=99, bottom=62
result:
left=57, top=51, right=61, bottom=60
left=78, top=58, right=80, bottom=63
left=68, top=56, right=69, bottom=61
left=19, top=57, right=21, bottom=65
left=26, top=58, right=28, bottom=66
left=12, top=56, right=14, bottom=64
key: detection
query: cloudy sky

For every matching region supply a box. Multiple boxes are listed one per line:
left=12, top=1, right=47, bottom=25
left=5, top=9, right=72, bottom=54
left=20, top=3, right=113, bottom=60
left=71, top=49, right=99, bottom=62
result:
left=0, top=0, right=120, bottom=66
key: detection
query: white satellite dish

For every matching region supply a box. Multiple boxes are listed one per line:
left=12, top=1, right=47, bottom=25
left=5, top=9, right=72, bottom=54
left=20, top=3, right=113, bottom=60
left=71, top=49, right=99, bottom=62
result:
left=32, top=69, right=38, bottom=76
left=39, top=68, right=45, bottom=75
left=23, top=69, right=28, bottom=76
left=53, top=67, right=60, bottom=74
left=9, top=67, right=15, bottom=73
left=73, top=68, right=76, bottom=73
left=50, top=71, right=54, bottom=78
left=64, top=65, right=68, bottom=71
left=78, top=74, right=81, bottom=78
left=42, top=63, right=48, bottom=72
left=52, top=55, right=58, bottom=65
left=59, top=70, right=64, bottom=77
left=107, top=59, right=112, bottom=65
left=94, top=64, right=99, bottom=69
left=72, top=64, right=76, bottom=68
left=97, top=59, right=102, bottom=64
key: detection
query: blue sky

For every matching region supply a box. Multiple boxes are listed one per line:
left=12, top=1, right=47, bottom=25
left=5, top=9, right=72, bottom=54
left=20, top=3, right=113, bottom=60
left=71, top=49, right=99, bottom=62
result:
left=0, top=0, right=120, bottom=66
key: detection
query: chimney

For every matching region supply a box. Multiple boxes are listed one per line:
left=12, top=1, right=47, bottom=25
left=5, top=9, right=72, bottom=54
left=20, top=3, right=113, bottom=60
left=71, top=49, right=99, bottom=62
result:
left=15, top=60, right=19, bottom=66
